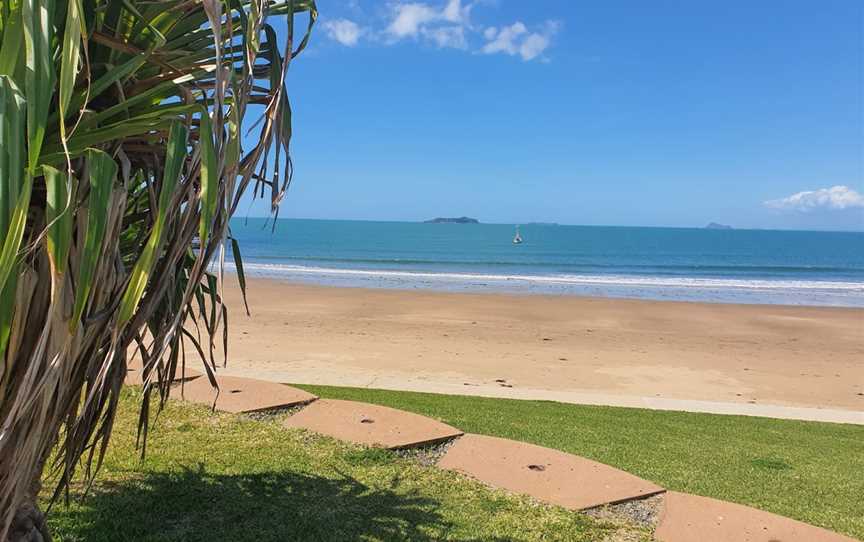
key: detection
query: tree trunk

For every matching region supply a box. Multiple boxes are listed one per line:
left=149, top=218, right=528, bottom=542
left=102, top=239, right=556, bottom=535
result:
left=6, top=500, right=49, bottom=542
left=6, top=473, right=50, bottom=542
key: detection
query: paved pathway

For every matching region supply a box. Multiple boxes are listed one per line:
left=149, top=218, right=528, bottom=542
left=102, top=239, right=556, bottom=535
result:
left=656, top=492, right=856, bottom=542
left=282, top=399, right=462, bottom=449
left=171, top=374, right=317, bottom=413
left=127, top=366, right=858, bottom=541
left=124, top=357, right=202, bottom=386
left=438, top=433, right=664, bottom=510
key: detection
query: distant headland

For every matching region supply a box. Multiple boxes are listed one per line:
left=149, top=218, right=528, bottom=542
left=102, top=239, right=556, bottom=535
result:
left=424, top=217, right=479, bottom=224
left=705, top=222, right=733, bottom=230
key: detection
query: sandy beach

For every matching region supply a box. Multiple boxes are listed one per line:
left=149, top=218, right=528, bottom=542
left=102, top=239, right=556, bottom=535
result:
left=217, top=278, right=864, bottom=419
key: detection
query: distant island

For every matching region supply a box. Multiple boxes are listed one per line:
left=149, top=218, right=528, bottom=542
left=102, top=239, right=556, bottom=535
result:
left=424, top=217, right=479, bottom=224
left=705, top=222, right=733, bottom=230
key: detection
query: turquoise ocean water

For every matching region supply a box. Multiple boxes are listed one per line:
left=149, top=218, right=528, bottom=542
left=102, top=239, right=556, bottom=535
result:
left=227, top=218, right=864, bottom=307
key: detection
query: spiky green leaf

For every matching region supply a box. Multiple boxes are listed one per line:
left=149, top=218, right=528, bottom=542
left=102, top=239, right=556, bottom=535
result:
left=21, top=0, right=54, bottom=170
left=117, top=122, right=187, bottom=328
left=70, top=148, right=117, bottom=330
left=43, top=165, right=75, bottom=275
left=198, top=111, right=218, bottom=245
left=58, top=0, right=84, bottom=132
left=0, top=76, right=27, bottom=300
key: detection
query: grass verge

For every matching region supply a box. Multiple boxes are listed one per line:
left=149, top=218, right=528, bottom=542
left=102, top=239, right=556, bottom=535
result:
left=46, top=388, right=646, bottom=542
left=297, top=384, right=864, bottom=540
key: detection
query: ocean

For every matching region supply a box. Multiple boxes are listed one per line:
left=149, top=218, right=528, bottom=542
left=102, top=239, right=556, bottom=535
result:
left=226, top=218, right=864, bottom=307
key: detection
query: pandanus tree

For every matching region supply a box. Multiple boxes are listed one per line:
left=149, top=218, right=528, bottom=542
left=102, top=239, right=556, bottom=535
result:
left=0, top=0, right=316, bottom=539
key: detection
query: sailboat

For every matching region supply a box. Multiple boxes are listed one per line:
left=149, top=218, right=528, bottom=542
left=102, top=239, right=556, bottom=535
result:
left=512, top=226, right=523, bottom=244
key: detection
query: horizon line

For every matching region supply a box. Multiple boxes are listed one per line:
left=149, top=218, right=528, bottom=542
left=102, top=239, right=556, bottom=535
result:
left=230, top=216, right=864, bottom=234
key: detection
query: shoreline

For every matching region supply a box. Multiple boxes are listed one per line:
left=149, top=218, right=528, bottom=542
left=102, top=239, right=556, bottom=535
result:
left=217, top=278, right=864, bottom=421
left=227, top=262, right=864, bottom=308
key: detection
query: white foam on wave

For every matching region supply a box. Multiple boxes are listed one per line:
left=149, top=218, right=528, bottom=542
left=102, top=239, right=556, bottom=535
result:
left=227, top=262, right=864, bottom=292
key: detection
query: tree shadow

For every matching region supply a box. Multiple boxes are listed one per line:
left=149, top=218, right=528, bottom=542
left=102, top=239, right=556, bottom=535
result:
left=53, top=464, right=515, bottom=541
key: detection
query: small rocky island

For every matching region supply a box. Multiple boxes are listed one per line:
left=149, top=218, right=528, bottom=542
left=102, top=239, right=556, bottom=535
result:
left=424, top=217, right=480, bottom=224
left=705, top=222, right=733, bottom=230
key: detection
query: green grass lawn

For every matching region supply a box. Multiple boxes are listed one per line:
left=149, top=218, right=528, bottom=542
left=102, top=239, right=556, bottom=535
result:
left=297, top=385, right=864, bottom=540
left=47, top=386, right=863, bottom=541
left=46, top=389, right=647, bottom=542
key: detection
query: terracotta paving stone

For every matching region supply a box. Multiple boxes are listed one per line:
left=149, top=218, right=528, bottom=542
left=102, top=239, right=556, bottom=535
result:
left=282, top=399, right=463, bottom=449
left=655, top=492, right=856, bottom=542
left=438, top=433, right=664, bottom=510
left=172, top=375, right=317, bottom=413
left=124, top=357, right=202, bottom=386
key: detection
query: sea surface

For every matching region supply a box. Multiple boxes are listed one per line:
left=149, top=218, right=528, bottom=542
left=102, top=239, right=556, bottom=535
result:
left=226, top=218, right=864, bottom=307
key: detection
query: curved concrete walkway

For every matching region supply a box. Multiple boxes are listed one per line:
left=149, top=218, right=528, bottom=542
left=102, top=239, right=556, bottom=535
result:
left=283, top=399, right=462, bottom=449
left=438, top=433, right=664, bottom=510
left=171, top=374, right=317, bottom=413
left=124, top=357, right=202, bottom=386
left=126, top=368, right=858, bottom=541
left=656, top=492, right=856, bottom=542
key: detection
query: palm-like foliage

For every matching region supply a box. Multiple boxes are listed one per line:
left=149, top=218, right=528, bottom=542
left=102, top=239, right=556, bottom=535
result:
left=0, top=1, right=316, bottom=538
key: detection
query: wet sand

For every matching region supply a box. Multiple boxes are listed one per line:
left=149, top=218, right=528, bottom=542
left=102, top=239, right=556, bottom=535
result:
left=216, top=278, right=864, bottom=417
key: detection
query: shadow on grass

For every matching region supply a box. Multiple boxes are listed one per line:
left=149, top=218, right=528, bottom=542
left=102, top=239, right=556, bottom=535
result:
left=51, top=464, right=512, bottom=542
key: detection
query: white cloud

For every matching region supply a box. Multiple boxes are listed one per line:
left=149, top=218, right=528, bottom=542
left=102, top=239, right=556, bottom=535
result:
left=765, top=185, right=864, bottom=212
left=442, top=0, right=469, bottom=23
left=481, top=20, right=560, bottom=61
left=422, top=25, right=468, bottom=49
left=519, top=33, right=550, bottom=61
left=385, top=0, right=473, bottom=44
left=387, top=3, right=439, bottom=38
left=331, top=1, right=560, bottom=61
left=323, top=18, right=364, bottom=46
left=481, top=22, right=526, bottom=55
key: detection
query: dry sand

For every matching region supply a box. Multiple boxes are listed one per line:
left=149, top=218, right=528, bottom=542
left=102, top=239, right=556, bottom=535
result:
left=215, top=278, right=864, bottom=421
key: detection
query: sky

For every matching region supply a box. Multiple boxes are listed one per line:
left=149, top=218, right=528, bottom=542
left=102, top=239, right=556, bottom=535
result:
left=240, top=0, right=864, bottom=231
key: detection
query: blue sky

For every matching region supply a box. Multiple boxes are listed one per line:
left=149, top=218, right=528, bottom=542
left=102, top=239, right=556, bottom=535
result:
left=241, top=0, right=864, bottom=231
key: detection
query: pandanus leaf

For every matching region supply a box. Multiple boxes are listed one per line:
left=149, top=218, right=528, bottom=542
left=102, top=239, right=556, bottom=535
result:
left=56, top=55, right=148, bottom=128
left=117, top=122, right=188, bottom=328
left=0, top=3, right=23, bottom=78
left=229, top=235, right=250, bottom=316
left=0, top=75, right=26, bottom=358
left=58, top=0, right=84, bottom=136
left=0, top=175, right=30, bottom=297
left=0, top=2, right=319, bottom=537
left=22, top=0, right=55, bottom=169
left=43, top=165, right=76, bottom=276
left=198, top=111, right=218, bottom=246
left=70, top=149, right=117, bottom=331
left=0, top=75, right=25, bottom=237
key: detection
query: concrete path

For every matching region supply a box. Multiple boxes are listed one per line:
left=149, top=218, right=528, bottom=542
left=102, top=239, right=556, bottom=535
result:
left=124, top=357, right=202, bottom=386
left=438, top=433, right=664, bottom=510
left=656, top=492, right=857, bottom=542
left=171, top=375, right=317, bottom=413
left=123, top=366, right=858, bottom=540
left=282, top=399, right=462, bottom=449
